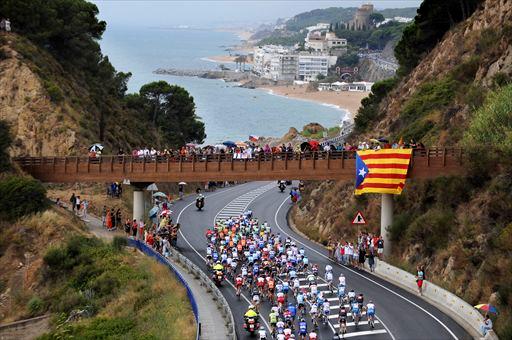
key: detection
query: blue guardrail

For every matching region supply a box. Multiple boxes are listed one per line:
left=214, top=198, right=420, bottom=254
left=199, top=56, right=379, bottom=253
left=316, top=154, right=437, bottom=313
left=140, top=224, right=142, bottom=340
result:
left=126, top=238, right=200, bottom=339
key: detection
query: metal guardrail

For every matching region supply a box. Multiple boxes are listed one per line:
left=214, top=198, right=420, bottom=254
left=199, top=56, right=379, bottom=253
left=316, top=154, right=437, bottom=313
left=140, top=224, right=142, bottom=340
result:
left=126, top=239, right=236, bottom=340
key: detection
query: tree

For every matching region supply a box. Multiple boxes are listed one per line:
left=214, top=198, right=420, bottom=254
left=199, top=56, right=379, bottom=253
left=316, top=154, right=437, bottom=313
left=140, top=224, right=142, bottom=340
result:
left=395, top=0, right=483, bottom=76
left=157, top=85, right=206, bottom=147
left=139, top=81, right=173, bottom=125
left=0, top=120, right=12, bottom=172
left=369, top=13, right=385, bottom=26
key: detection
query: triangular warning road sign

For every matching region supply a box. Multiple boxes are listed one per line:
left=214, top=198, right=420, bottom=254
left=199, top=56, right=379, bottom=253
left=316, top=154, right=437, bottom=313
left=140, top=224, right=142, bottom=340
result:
left=352, top=211, right=366, bottom=224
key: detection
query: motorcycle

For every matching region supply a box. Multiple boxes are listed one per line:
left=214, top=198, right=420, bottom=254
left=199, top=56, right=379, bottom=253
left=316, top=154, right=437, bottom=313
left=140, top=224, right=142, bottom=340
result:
left=278, top=182, right=286, bottom=192
left=212, top=270, right=224, bottom=286
left=196, top=195, right=204, bottom=211
left=243, top=317, right=260, bottom=336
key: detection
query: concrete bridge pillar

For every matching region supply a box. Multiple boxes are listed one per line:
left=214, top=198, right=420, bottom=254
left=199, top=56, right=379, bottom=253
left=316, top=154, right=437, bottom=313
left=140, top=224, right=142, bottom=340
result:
left=380, top=194, right=393, bottom=257
left=131, top=182, right=151, bottom=223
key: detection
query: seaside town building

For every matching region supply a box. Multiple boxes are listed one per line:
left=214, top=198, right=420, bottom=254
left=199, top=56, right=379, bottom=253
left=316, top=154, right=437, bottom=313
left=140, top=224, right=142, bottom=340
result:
left=270, top=54, right=298, bottom=81
left=318, top=81, right=374, bottom=92
left=305, top=31, right=347, bottom=52
left=297, top=54, right=329, bottom=81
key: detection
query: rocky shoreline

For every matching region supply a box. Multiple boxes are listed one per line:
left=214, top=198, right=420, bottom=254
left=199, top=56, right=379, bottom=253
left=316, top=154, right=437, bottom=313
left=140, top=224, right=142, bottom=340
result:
left=153, top=68, right=289, bottom=87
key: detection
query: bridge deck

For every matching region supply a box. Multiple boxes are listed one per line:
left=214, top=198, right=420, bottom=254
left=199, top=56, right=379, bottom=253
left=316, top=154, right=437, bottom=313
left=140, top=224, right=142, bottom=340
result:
left=13, top=149, right=465, bottom=183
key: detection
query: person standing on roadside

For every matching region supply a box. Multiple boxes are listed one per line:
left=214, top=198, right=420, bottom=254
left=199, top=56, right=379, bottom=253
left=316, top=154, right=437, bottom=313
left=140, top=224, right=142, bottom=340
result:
left=75, top=195, right=81, bottom=215
left=69, top=193, right=76, bottom=213
left=82, top=199, right=89, bottom=221
left=416, top=265, right=425, bottom=295
left=377, top=236, right=384, bottom=260
left=367, top=249, right=375, bottom=272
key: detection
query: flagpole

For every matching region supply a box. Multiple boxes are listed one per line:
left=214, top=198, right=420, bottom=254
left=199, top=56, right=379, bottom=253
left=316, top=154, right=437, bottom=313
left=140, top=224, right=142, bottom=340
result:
left=381, top=193, right=393, bottom=258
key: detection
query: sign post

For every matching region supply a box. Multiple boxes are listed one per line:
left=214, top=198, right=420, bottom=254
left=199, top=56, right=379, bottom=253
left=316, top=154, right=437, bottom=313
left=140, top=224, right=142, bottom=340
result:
left=352, top=211, right=367, bottom=236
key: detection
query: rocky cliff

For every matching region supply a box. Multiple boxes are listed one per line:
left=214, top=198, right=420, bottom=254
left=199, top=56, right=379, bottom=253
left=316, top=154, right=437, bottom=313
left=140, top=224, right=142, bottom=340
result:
left=0, top=33, right=159, bottom=156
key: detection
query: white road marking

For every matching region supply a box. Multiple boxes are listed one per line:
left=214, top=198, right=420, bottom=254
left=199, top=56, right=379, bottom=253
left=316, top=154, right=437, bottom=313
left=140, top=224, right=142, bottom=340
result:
left=333, top=320, right=380, bottom=328
left=176, top=183, right=273, bottom=334
left=340, top=329, right=388, bottom=338
left=273, top=196, right=459, bottom=340
left=215, top=183, right=275, bottom=221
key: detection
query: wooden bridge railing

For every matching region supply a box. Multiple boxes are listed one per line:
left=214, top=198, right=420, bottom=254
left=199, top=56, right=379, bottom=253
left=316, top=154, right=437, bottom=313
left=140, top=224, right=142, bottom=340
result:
left=12, top=148, right=465, bottom=183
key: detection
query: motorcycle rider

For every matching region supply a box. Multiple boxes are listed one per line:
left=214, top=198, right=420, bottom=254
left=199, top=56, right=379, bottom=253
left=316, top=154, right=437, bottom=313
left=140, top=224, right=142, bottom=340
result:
left=195, top=188, right=205, bottom=210
left=244, top=304, right=259, bottom=323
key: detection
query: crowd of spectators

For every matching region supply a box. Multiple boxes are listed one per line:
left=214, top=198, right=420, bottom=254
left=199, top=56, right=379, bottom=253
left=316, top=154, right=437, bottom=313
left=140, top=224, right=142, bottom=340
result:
left=328, top=231, right=384, bottom=272
left=124, top=214, right=180, bottom=258
left=106, top=182, right=123, bottom=198
left=101, top=206, right=122, bottom=230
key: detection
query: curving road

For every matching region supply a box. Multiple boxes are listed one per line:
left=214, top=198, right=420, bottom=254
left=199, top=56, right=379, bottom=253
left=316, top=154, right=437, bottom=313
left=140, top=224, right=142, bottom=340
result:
left=173, top=182, right=472, bottom=340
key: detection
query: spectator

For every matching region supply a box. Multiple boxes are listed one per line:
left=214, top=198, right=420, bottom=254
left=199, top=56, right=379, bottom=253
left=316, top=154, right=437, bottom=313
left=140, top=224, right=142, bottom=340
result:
left=416, top=265, right=425, bottom=295
left=82, top=199, right=89, bottom=221
left=367, top=250, right=375, bottom=272
left=480, top=315, right=493, bottom=336
left=377, top=236, right=384, bottom=260
left=75, top=196, right=81, bottom=215
left=131, top=219, right=138, bottom=237
left=69, top=193, right=76, bottom=213
left=115, top=208, right=122, bottom=228
left=0, top=18, right=11, bottom=32
left=101, top=206, right=107, bottom=227
left=106, top=209, right=113, bottom=230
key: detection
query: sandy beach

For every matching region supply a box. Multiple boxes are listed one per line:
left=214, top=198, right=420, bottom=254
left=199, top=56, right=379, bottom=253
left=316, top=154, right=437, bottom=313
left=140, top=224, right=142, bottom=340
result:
left=205, top=55, right=253, bottom=64
left=260, top=85, right=369, bottom=120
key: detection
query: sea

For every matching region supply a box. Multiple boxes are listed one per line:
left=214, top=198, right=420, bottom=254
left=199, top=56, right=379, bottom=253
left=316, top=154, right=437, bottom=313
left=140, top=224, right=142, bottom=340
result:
left=100, top=25, right=348, bottom=144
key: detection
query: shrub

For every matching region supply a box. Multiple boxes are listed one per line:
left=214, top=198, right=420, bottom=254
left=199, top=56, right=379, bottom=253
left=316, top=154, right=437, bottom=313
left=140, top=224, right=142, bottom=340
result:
left=389, top=213, right=412, bottom=242
left=354, top=78, right=397, bottom=133
left=112, top=236, right=127, bottom=251
left=406, top=209, right=455, bottom=254
left=43, top=80, right=63, bottom=102
left=27, top=296, right=44, bottom=315
left=463, top=84, right=512, bottom=161
left=0, top=120, right=12, bottom=172
left=0, top=176, right=47, bottom=221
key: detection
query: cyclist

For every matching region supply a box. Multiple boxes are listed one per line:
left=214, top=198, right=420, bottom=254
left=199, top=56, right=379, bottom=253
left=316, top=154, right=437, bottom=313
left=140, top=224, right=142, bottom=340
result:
left=298, top=318, right=308, bottom=340
left=309, top=303, right=318, bottom=324
left=356, top=293, right=364, bottom=310
left=288, top=303, right=297, bottom=321
left=296, top=290, right=306, bottom=316
left=258, top=326, right=267, bottom=340
left=337, top=282, right=346, bottom=304
left=366, top=300, right=376, bottom=328
left=322, top=300, right=330, bottom=325
left=338, top=306, right=348, bottom=335
left=351, top=300, right=361, bottom=326
left=347, top=289, right=356, bottom=303
left=235, top=274, right=243, bottom=297
left=269, top=309, right=278, bottom=335
left=325, top=268, right=334, bottom=293
left=252, top=287, right=261, bottom=311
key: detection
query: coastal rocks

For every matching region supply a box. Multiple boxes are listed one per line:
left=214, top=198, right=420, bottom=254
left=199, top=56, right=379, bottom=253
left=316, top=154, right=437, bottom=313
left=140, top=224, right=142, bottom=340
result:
left=302, top=122, right=325, bottom=135
left=154, top=68, right=251, bottom=82
left=281, top=127, right=298, bottom=142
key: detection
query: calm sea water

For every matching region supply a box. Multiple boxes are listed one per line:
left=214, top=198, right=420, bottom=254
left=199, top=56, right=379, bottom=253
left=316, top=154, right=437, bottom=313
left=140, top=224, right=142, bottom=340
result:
left=100, top=26, right=347, bottom=144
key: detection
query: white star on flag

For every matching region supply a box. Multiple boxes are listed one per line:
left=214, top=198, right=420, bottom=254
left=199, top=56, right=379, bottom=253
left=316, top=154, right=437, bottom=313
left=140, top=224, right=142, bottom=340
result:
left=358, top=168, right=367, bottom=177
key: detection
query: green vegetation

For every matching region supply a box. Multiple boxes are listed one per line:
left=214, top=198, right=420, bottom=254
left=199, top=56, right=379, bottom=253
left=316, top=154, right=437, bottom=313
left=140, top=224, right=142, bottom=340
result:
left=284, top=7, right=418, bottom=32
left=39, top=236, right=195, bottom=339
left=258, top=32, right=306, bottom=47
left=336, top=52, right=359, bottom=68
left=129, top=81, right=206, bottom=146
left=0, top=176, right=47, bottom=221
left=333, top=21, right=408, bottom=50
left=0, top=120, right=12, bottom=171
left=395, top=0, right=483, bottom=76
left=354, top=78, right=397, bottom=133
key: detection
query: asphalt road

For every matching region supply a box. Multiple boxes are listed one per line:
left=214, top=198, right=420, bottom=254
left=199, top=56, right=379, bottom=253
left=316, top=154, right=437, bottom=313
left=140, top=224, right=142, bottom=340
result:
left=173, top=182, right=472, bottom=340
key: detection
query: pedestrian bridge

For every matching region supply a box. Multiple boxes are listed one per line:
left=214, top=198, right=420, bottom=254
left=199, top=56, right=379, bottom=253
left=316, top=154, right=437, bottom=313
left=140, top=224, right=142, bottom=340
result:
left=14, top=148, right=465, bottom=183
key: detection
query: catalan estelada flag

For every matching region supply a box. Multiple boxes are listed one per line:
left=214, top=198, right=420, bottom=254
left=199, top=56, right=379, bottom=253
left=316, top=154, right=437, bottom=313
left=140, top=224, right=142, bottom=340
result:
left=355, top=149, right=413, bottom=195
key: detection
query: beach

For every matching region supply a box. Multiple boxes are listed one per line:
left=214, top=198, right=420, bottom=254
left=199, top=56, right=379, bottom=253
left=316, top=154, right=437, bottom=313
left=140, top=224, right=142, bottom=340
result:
left=205, top=55, right=253, bottom=64
left=260, top=85, right=369, bottom=120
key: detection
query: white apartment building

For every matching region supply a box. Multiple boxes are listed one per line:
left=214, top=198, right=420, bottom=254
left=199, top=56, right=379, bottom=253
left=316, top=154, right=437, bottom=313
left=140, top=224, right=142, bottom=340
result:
left=297, top=54, right=329, bottom=82
left=253, top=45, right=291, bottom=79
left=305, top=31, right=347, bottom=52
left=270, top=54, right=298, bottom=81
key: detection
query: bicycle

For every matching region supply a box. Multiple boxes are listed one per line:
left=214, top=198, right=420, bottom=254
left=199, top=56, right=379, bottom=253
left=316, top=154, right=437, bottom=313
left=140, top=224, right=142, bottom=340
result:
left=368, top=313, right=375, bottom=329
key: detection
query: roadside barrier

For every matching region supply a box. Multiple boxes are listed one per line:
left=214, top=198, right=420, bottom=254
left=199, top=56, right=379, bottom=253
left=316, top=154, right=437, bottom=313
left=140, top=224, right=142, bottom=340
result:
left=126, top=238, right=236, bottom=340
left=372, top=260, right=499, bottom=340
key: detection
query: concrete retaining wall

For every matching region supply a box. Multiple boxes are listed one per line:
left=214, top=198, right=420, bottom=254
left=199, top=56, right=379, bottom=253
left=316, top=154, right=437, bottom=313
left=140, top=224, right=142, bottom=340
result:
left=372, top=260, right=498, bottom=339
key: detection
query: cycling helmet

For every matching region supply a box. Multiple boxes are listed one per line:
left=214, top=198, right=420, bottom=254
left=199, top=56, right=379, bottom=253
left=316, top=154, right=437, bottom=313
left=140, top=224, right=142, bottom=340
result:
left=248, top=305, right=255, bottom=310
left=301, top=318, right=305, bottom=322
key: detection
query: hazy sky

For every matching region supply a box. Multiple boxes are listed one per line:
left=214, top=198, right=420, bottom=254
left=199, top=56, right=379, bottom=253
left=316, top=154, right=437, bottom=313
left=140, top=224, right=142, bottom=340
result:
left=92, top=0, right=422, bottom=28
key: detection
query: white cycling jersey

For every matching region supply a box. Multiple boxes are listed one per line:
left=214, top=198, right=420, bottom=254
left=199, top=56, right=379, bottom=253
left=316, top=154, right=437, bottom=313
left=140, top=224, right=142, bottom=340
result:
left=325, top=271, right=333, bottom=281
left=339, top=276, right=346, bottom=286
